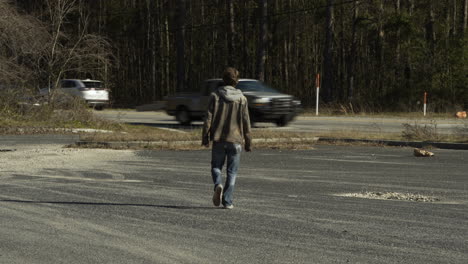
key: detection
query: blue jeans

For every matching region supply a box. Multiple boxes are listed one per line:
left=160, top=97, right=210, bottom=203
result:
left=211, top=141, right=242, bottom=206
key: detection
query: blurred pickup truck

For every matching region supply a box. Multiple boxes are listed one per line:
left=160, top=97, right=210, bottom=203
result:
left=165, top=79, right=301, bottom=126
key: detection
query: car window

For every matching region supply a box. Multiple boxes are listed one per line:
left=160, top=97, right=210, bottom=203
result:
left=61, top=80, right=75, bottom=88
left=82, top=81, right=102, bottom=88
left=237, top=81, right=279, bottom=93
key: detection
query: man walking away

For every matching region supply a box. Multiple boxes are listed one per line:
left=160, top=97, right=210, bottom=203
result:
left=202, top=67, right=252, bottom=209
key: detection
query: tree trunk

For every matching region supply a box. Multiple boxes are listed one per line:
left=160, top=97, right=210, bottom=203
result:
left=426, top=0, right=436, bottom=93
left=187, top=0, right=193, bottom=91
left=283, top=0, right=291, bottom=93
left=227, top=0, right=235, bottom=66
left=462, top=0, right=468, bottom=35
left=453, top=0, right=458, bottom=37
left=426, top=1, right=436, bottom=52
left=146, top=0, right=156, bottom=101
left=395, top=0, right=401, bottom=65
left=445, top=0, right=457, bottom=44
left=408, top=0, right=414, bottom=16
left=339, top=4, right=345, bottom=101
left=323, top=0, right=334, bottom=102
left=256, top=0, right=267, bottom=81
left=377, top=0, right=385, bottom=97
left=176, top=0, right=186, bottom=92
left=347, top=0, right=359, bottom=101
left=164, top=1, right=173, bottom=94
left=242, top=0, right=248, bottom=75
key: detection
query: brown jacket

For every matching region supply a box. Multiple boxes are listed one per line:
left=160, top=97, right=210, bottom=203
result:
left=202, top=86, right=252, bottom=148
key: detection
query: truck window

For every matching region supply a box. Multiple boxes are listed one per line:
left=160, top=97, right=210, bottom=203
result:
left=204, top=80, right=223, bottom=95
left=237, top=81, right=279, bottom=93
left=202, top=82, right=211, bottom=96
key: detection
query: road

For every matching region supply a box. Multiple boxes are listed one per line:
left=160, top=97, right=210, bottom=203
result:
left=94, top=110, right=468, bottom=134
left=1, top=139, right=467, bottom=263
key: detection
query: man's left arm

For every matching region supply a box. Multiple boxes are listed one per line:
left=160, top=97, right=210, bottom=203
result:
left=242, top=98, right=252, bottom=152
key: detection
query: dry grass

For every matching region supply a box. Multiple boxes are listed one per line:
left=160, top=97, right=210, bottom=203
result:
left=401, top=122, right=468, bottom=143
left=0, top=89, right=122, bottom=134
left=79, top=124, right=442, bottom=150
left=315, top=130, right=402, bottom=141
left=301, top=106, right=457, bottom=119
left=454, top=124, right=468, bottom=143
left=79, top=125, right=199, bottom=142
left=401, top=122, right=440, bottom=141
left=77, top=128, right=320, bottom=150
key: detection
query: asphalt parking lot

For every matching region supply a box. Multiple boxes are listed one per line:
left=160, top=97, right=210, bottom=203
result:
left=0, top=143, right=467, bottom=263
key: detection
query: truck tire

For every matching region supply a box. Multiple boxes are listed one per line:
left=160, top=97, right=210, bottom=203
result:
left=275, top=115, right=289, bottom=127
left=94, top=105, right=104, bottom=111
left=176, top=107, right=191, bottom=125
left=249, top=111, right=256, bottom=127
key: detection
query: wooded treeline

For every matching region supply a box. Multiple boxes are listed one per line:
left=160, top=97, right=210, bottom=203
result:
left=4, top=0, right=468, bottom=111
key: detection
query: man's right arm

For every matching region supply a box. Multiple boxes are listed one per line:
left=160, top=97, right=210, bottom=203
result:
left=202, top=94, right=216, bottom=146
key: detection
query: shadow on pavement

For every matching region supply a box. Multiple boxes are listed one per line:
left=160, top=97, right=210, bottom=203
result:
left=0, top=199, right=217, bottom=210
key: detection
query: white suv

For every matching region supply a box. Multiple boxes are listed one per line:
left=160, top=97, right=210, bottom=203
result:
left=41, top=79, right=109, bottom=110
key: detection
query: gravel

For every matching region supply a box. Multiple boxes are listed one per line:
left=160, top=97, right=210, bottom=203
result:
left=0, top=144, right=138, bottom=180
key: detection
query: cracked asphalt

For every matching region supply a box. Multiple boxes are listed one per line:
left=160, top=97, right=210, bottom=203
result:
left=0, top=139, right=467, bottom=263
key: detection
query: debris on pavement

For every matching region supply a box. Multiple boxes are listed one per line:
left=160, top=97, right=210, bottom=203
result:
left=339, top=192, right=440, bottom=203
left=455, top=111, right=467, bottom=118
left=414, top=148, right=434, bottom=157
left=0, top=149, right=16, bottom=152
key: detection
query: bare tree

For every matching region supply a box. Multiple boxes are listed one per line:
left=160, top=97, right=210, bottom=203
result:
left=41, top=0, right=112, bottom=90
left=0, top=1, right=47, bottom=86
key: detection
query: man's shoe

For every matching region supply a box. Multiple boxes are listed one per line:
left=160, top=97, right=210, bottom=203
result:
left=223, top=204, right=234, bottom=209
left=212, top=185, right=223, bottom=207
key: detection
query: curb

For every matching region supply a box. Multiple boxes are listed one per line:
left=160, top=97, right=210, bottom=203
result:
left=317, top=138, right=468, bottom=150
left=74, top=137, right=320, bottom=148
left=74, top=137, right=468, bottom=150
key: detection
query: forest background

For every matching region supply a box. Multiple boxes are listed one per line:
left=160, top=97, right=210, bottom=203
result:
left=1, top=0, right=467, bottom=112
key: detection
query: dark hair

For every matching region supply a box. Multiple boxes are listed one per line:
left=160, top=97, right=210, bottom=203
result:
left=223, top=67, right=239, bottom=86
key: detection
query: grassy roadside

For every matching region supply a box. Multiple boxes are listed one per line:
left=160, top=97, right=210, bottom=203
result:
left=1, top=103, right=467, bottom=150
left=299, top=104, right=466, bottom=119
left=75, top=126, right=322, bottom=150
left=300, top=109, right=460, bottom=119
left=74, top=122, right=467, bottom=150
